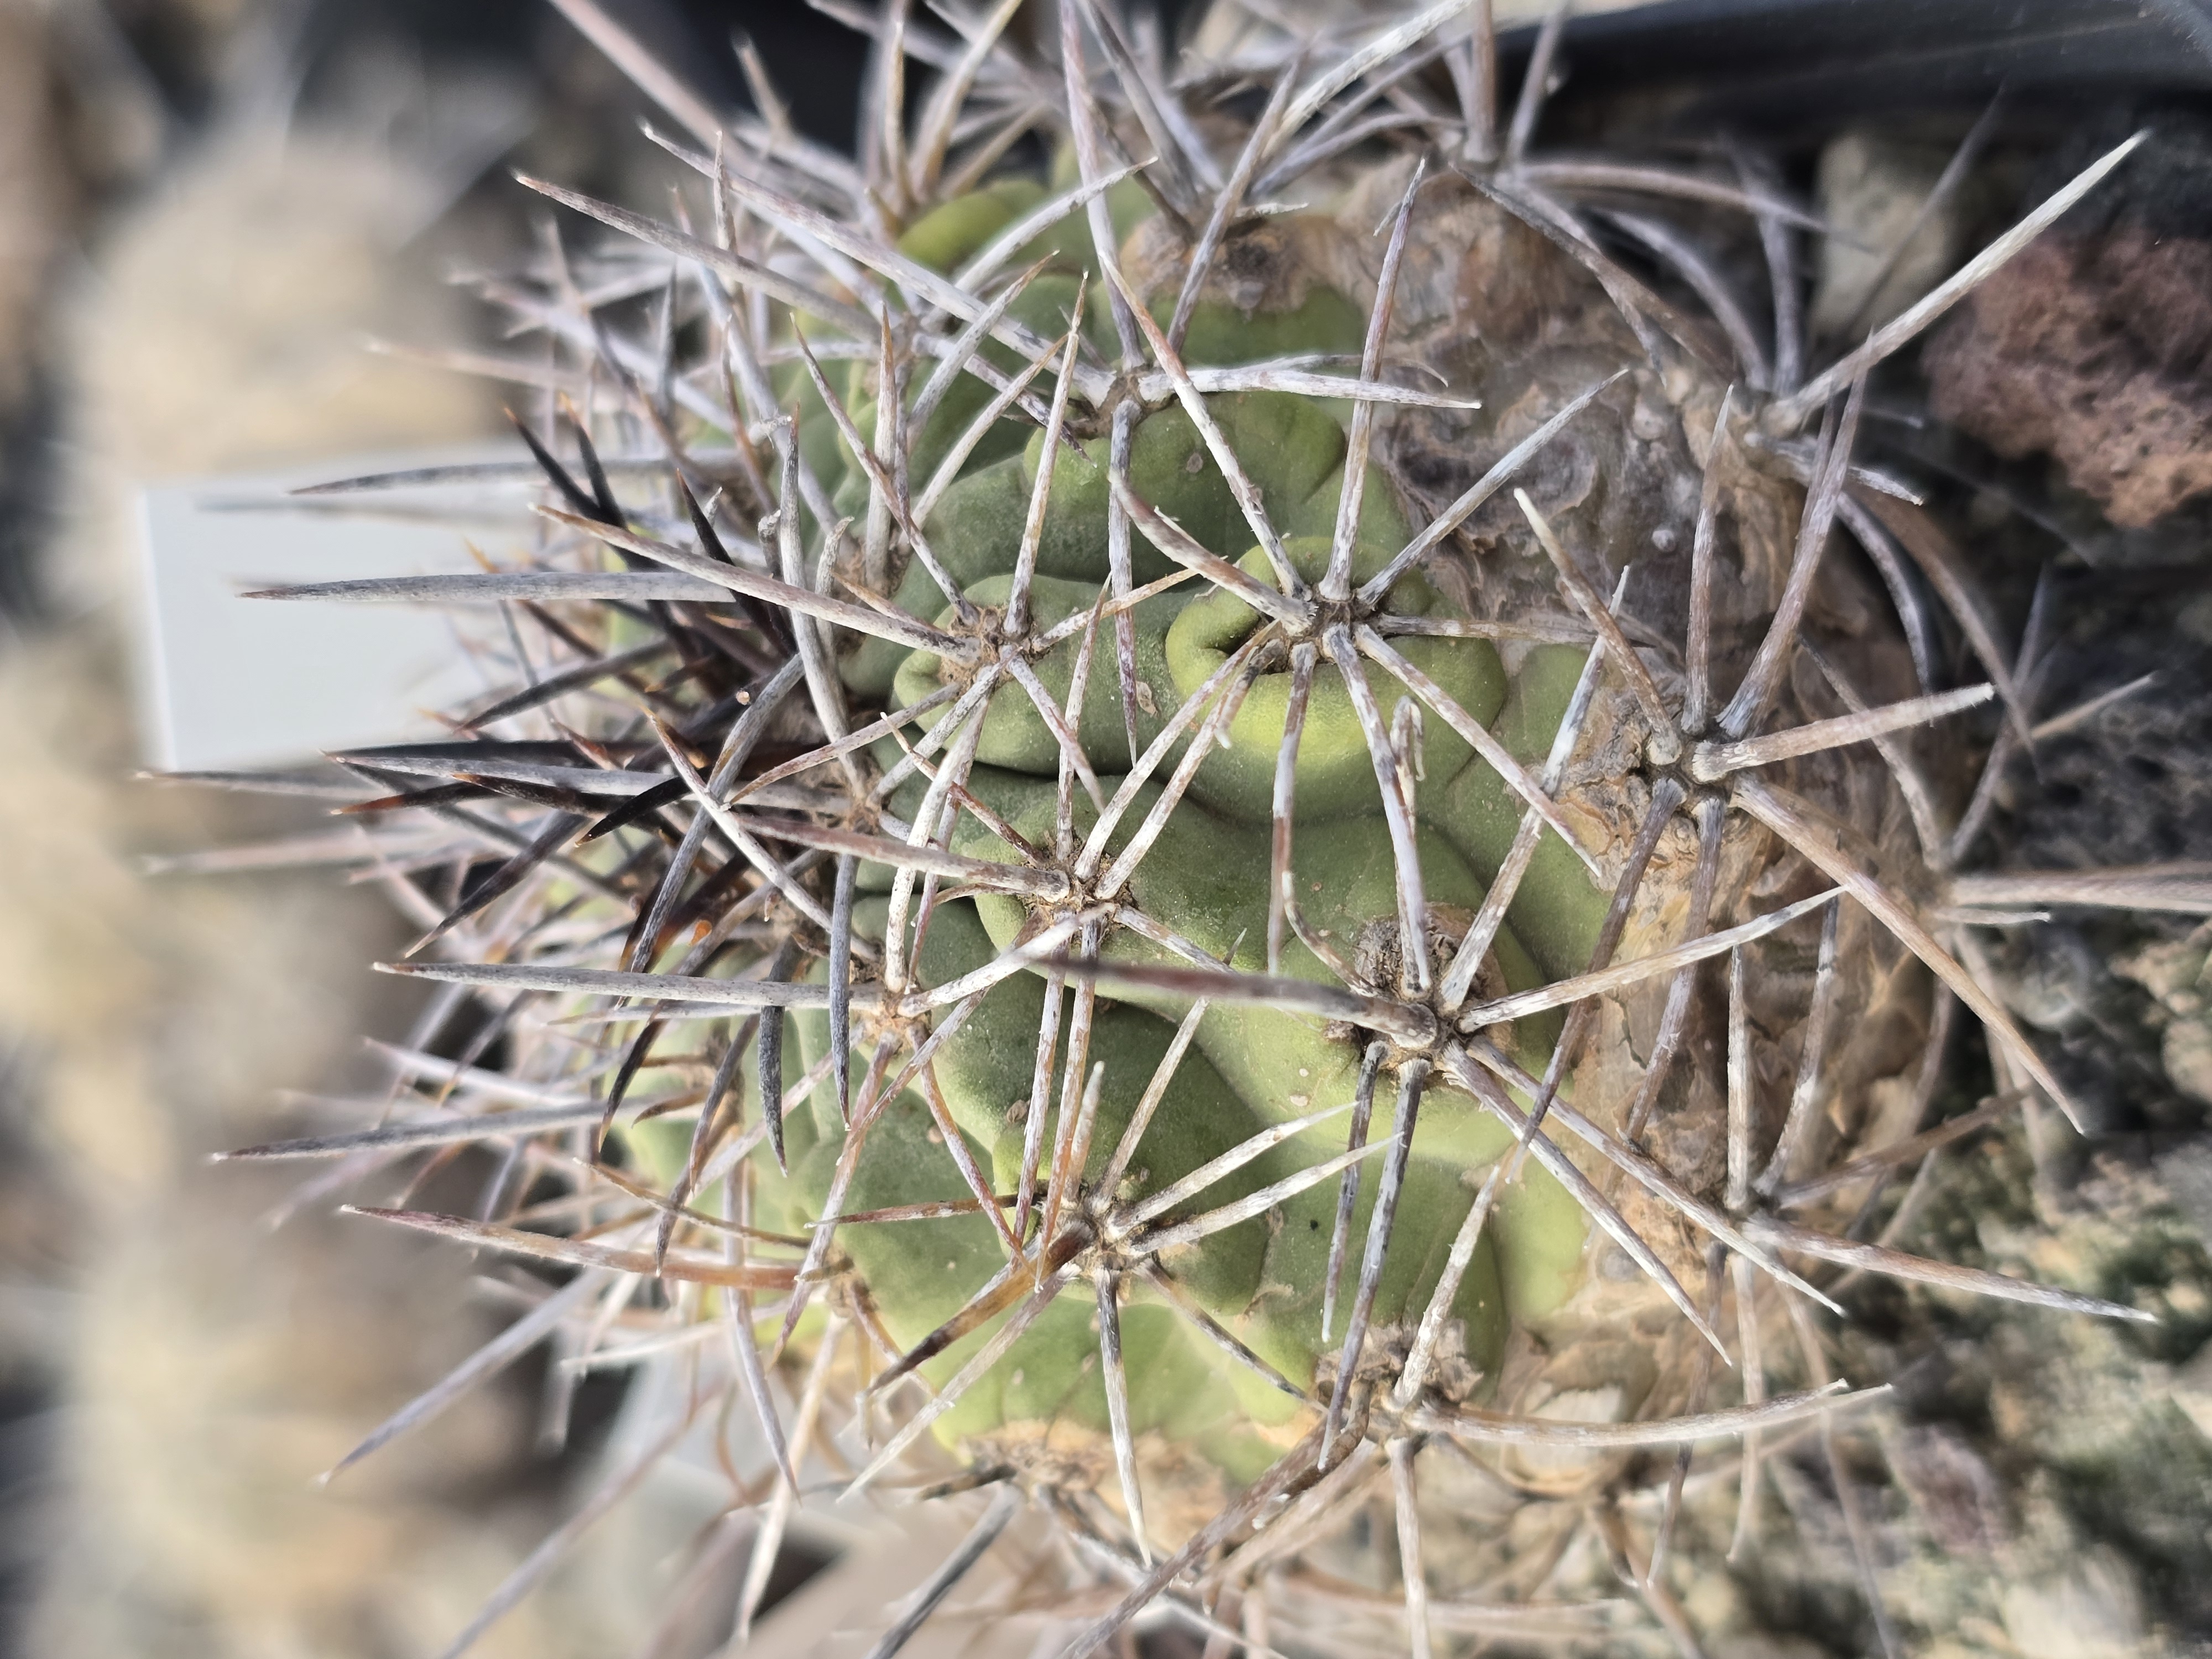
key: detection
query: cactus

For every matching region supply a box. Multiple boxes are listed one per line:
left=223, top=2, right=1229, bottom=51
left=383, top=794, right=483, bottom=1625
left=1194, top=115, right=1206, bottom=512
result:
left=203, top=3, right=2211, bottom=1654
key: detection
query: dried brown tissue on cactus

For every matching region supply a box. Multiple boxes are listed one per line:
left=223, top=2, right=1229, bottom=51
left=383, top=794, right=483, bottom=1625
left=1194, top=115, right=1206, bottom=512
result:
left=197, top=1, right=2208, bottom=1655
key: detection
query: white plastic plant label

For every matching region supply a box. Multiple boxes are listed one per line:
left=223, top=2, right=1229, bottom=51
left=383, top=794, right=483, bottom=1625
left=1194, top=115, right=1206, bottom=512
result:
left=132, top=447, right=529, bottom=771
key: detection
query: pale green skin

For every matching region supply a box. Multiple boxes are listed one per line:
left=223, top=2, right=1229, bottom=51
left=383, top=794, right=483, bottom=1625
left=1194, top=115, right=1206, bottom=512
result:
left=726, top=182, right=1611, bottom=1483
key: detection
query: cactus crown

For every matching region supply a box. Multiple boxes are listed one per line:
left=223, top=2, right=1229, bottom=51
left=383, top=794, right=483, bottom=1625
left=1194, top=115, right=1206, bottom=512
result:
left=209, top=4, right=2187, bottom=1655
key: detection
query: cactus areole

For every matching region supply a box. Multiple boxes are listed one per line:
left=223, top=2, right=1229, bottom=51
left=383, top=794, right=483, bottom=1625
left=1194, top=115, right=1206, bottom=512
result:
left=220, top=5, right=2179, bottom=1653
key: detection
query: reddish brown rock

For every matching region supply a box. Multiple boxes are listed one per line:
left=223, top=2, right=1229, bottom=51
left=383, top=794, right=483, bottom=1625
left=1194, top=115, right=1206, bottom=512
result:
left=1926, top=226, right=2212, bottom=527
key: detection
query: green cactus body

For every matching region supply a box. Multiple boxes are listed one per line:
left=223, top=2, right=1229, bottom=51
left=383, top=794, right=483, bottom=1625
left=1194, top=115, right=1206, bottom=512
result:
left=719, top=188, right=1620, bottom=1496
